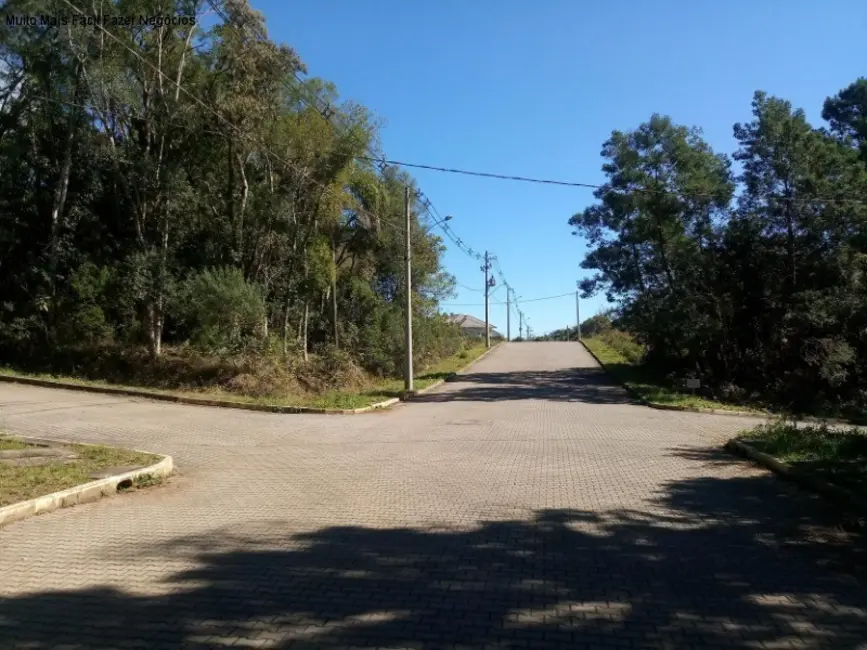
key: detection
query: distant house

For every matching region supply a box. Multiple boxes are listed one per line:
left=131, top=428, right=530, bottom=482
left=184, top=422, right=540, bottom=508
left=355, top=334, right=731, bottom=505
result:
left=447, top=313, right=503, bottom=339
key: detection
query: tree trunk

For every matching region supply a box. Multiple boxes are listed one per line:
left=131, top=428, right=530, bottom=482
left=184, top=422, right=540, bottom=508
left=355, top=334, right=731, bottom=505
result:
left=146, top=302, right=162, bottom=357
left=236, top=152, right=249, bottom=270
left=154, top=304, right=163, bottom=357
left=48, top=109, right=76, bottom=320
left=227, top=138, right=235, bottom=262
left=282, top=300, right=292, bottom=356
left=302, top=302, right=309, bottom=362
left=331, top=235, right=339, bottom=349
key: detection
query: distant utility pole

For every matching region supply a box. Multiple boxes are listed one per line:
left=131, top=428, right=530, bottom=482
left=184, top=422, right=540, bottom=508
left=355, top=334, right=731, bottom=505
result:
left=404, top=186, right=413, bottom=392
left=482, top=251, right=495, bottom=349
left=506, top=289, right=511, bottom=342
left=575, top=280, right=581, bottom=341
left=519, top=311, right=524, bottom=340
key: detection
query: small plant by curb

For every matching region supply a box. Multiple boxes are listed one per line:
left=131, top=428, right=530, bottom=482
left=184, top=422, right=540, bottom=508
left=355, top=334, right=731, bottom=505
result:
left=725, top=422, right=867, bottom=521
left=118, top=473, right=166, bottom=491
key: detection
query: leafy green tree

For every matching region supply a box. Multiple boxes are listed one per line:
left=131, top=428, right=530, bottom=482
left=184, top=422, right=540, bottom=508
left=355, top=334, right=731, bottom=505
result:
left=0, top=2, right=463, bottom=388
left=823, top=77, right=867, bottom=163
left=569, top=114, right=734, bottom=376
left=572, top=85, right=867, bottom=415
left=174, top=267, right=266, bottom=355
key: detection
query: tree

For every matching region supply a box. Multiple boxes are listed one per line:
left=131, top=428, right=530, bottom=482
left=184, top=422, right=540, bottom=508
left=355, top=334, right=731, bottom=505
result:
left=569, top=114, right=734, bottom=377
left=823, top=77, right=867, bottom=163
left=0, top=1, right=460, bottom=388
left=572, top=85, right=867, bottom=415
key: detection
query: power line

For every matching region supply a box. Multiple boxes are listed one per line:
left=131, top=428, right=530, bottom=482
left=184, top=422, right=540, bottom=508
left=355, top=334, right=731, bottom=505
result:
left=83, top=0, right=867, bottom=216
left=203, top=0, right=491, bottom=269
left=18, top=94, right=454, bottom=259
left=357, top=156, right=867, bottom=208
left=442, top=290, right=576, bottom=307
left=358, top=156, right=599, bottom=191
left=52, top=0, right=412, bottom=242
left=47, top=0, right=526, bottom=313
left=203, top=0, right=532, bottom=310
left=55, top=0, right=334, bottom=197
left=204, top=1, right=530, bottom=334
left=456, top=282, right=485, bottom=293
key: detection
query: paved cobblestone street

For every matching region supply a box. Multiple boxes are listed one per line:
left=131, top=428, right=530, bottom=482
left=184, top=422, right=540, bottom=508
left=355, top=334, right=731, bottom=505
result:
left=0, top=342, right=865, bottom=649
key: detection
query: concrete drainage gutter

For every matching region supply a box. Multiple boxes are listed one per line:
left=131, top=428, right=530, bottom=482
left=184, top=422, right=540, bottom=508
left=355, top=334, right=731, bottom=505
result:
left=0, top=453, right=173, bottom=529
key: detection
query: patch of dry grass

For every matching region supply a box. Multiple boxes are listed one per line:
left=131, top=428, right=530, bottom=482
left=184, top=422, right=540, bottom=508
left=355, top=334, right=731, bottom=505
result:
left=0, top=343, right=492, bottom=410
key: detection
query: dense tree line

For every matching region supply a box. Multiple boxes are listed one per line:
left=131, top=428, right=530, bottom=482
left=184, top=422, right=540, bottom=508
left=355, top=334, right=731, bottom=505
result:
left=0, top=0, right=462, bottom=383
left=571, top=79, right=867, bottom=415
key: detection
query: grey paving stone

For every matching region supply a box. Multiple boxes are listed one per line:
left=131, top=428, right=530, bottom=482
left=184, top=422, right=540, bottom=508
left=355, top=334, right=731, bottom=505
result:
left=0, top=342, right=863, bottom=649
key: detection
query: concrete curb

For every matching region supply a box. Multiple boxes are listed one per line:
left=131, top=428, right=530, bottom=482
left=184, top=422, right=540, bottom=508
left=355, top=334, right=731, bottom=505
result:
left=578, top=340, right=770, bottom=420
left=724, top=439, right=867, bottom=515
left=403, top=343, right=504, bottom=400
left=0, top=374, right=399, bottom=415
left=0, top=448, right=173, bottom=529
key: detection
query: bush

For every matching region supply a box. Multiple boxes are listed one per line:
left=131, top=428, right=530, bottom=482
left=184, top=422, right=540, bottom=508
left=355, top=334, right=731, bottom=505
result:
left=413, top=315, right=463, bottom=371
left=173, top=267, right=267, bottom=355
left=581, top=314, right=613, bottom=338
left=596, top=329, right=645, bottom=364
left=55, top=263, right=116, bottom=345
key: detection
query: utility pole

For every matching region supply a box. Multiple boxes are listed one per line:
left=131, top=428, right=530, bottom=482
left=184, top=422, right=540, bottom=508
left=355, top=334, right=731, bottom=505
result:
left=519, top=311, right=524, bottom=340
left=482, top=251, right=494, bottom=349
left=404, top=186, right=413, bottom=392
left=575, top=280, right=581, bottom=341
left=506, top=289, right=511, bottom=342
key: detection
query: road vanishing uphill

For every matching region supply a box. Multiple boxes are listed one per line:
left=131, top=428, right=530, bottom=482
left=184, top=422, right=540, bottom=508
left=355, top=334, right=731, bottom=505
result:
left=0, top=342, right=865, bottom=649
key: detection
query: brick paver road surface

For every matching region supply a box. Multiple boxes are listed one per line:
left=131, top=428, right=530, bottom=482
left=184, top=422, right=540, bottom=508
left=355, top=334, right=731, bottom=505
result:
left=1, top=342, right=865, bottom=649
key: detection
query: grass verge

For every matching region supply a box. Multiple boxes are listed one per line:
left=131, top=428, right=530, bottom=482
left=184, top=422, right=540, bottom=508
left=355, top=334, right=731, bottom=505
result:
left=736, top=422, right=867, bottom=493
left=583, top=336, right=765, bottom=413
left=0, top=344, right=491, bottom=411
left=0, top=435, right=160, bottom=507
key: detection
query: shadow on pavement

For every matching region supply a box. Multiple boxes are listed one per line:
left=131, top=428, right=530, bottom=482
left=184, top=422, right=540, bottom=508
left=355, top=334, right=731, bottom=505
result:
left=414, top=367, right=636, bottom=405
left=2, top=458, right=866, bottom=649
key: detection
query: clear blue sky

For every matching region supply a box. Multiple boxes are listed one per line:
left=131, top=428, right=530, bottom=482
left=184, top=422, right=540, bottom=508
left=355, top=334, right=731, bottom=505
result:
left=257, top=0, right=865, bottom=336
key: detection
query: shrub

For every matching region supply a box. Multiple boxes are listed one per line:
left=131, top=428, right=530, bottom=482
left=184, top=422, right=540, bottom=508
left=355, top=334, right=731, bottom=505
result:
left=581, top=313, right=613, bottom=338
left=597, top=329, right=645, bottom=364
left=173, top=267, right=267, bottom=355
left=56, top=262, right=116, bottom=345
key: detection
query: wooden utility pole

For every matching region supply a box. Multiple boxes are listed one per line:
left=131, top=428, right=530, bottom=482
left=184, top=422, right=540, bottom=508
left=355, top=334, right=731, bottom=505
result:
left=575, top=280, right=581, bottom=341
left=506, top=289, right=511, bottom=341
left=404, top=186, right=413, bottom=392
left=482, top=251, right=494, bottom=349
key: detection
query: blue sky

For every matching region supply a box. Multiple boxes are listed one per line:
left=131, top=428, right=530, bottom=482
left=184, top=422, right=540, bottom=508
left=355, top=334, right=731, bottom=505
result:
left=256, top=0, right=865, bottom=336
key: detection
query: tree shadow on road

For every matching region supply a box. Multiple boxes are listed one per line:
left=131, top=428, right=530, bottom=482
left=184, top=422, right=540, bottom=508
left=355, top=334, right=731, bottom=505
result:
left=2, top=461, right=867, bottom=649
left=415, top=367, right=637, bottom=405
